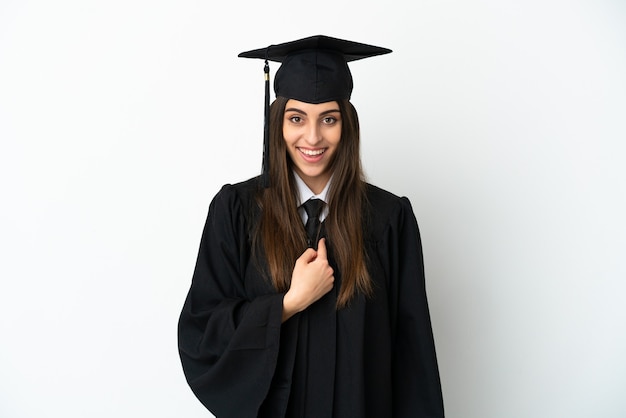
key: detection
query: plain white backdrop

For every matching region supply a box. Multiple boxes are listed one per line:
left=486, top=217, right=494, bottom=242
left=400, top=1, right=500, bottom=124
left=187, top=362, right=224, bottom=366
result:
left=1, top=1, right=625, bottom=417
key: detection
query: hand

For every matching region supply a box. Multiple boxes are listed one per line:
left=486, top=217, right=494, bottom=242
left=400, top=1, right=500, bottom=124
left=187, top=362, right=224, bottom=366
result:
left=282, top=238, right=334, bottom=322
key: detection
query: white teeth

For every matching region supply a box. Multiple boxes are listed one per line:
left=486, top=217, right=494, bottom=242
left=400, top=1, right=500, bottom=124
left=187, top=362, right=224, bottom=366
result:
left=299, top=148, right=325, bottom=156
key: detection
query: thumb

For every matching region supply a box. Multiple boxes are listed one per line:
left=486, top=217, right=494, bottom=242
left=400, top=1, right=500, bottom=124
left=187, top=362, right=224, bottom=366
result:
left=316, top=238, right=328, bottom=260
left=300, top=247, right=318, bottom=263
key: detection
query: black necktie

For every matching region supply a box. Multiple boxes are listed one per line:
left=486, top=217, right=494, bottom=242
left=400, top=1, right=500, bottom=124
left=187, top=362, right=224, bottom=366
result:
left=302, top=198, right=324, bottom=249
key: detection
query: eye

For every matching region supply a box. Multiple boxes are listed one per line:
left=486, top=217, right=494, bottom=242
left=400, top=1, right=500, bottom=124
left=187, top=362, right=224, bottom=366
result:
left=322, top=116, right=338, bottom=125
left=287, top=115, right=302, bottom=124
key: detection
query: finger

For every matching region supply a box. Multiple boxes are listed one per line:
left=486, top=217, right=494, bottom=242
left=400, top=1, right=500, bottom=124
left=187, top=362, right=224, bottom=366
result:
left=316, top=238, right=328, bottom=260
left=298, top=247, right=318, bottom=264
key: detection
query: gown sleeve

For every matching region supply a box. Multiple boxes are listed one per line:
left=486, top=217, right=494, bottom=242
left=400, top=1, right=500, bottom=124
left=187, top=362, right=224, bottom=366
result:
left=385, top=197, right=445, bottom=417
left=178, top=184, right=284, bottom=418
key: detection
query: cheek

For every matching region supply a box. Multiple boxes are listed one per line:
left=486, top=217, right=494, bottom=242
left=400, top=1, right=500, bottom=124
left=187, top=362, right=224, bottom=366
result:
left=329, top=126, right=342, bottom=146
left=282, top=126, right=296, bottom=145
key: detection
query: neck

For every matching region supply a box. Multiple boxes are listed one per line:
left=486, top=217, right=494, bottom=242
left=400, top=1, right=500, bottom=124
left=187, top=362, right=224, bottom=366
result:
left=298, top=172, right=331, bottom=195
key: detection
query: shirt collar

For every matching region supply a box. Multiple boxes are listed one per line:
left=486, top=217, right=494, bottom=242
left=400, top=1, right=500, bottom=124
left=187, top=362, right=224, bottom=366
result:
left=294, top=171, right=331, bottom=223
left=294, top=171, right=331, bottom=206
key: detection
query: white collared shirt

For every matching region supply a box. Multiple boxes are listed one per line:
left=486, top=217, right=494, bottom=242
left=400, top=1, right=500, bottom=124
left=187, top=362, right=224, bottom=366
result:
left=294, top=171, right=330, bottom=224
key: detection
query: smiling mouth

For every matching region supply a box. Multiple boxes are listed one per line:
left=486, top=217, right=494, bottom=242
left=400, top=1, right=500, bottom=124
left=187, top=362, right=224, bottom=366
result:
left=298, top=148, right=326, bottom=156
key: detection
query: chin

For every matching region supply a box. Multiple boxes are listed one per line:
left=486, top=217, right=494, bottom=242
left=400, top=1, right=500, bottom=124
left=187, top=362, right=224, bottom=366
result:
left=301, top=168, right=327, bottom=180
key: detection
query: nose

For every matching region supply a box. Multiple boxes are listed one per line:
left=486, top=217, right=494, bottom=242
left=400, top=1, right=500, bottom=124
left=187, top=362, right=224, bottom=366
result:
left=303, top=122, right=322, bottom=145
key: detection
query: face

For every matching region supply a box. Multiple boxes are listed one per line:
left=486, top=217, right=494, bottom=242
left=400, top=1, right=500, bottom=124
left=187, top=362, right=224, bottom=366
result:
left=283, top=99, right=342, bottom=194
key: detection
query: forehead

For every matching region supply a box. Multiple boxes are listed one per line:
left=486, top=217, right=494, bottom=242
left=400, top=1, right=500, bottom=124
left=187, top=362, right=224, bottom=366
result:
left=285, top=99, right=340, bottom=113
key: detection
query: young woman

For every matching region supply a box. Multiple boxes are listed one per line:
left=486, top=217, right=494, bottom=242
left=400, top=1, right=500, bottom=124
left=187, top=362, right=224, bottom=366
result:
left=178, top=35, right=444, bottom=418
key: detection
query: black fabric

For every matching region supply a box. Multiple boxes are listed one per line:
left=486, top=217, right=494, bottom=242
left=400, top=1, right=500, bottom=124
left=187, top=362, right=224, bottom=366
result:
left=238, top=35, right=392, bottom=104
left=302, top=198, right=324, bottom=249
left=178, top=176, right=445, bottom=418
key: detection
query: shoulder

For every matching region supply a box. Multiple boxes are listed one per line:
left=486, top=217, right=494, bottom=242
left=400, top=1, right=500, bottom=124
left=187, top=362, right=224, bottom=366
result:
left=364, top=183, right=419, bottom=239
left=207, top=176, right=262, bottom=221
left=365, top=183, right=415, bottom=216
left=212, top=176, right=261, bottom=206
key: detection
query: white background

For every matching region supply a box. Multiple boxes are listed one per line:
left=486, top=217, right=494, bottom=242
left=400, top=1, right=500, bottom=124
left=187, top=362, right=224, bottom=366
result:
left=1, top=1, right=625, bottom=417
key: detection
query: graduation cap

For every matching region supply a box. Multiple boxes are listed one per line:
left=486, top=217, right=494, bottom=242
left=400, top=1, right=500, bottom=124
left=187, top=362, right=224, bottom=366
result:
left=238, top=35, right=392, bottom=187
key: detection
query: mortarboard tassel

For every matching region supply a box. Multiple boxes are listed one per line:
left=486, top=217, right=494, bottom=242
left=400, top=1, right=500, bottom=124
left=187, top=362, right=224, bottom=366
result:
left=261, top=56, right=270, bottom=188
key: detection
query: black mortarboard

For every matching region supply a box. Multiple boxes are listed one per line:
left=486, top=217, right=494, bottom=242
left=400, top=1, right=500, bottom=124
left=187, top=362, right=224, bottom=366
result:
left=238, top=35, right=392, bottom=187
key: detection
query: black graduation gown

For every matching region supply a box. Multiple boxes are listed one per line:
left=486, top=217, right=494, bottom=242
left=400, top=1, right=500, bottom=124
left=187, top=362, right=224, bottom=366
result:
left=178, top=177, right=444, bottom=418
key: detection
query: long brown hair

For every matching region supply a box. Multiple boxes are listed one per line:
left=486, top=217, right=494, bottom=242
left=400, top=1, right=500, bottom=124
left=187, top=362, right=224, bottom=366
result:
left=253, top=96, right=372, bottom=308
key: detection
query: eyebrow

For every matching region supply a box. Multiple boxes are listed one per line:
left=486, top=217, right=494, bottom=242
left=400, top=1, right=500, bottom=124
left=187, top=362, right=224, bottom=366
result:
left=285, top=107, right=341, bottom=116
